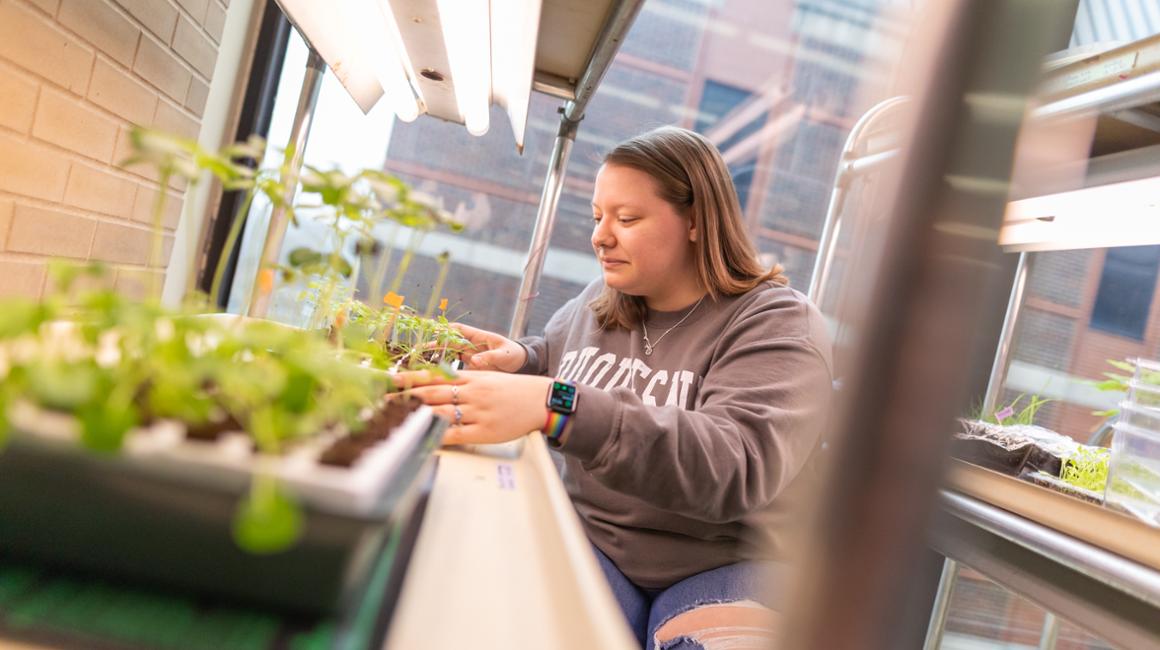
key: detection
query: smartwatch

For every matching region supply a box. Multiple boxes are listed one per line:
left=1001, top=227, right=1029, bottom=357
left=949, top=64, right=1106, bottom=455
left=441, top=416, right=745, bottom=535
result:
left=544, top=379, right=578, bottom=447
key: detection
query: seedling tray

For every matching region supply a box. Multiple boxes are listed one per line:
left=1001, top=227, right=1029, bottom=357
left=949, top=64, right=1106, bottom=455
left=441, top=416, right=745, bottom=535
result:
left=0, top=406, right=445, bottom=617
left=946, top=459, right=1160, bottom=572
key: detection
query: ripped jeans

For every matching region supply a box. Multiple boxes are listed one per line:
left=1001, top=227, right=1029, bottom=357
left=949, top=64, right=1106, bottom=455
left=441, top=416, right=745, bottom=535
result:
left=593, top=545, right=787, bottom=650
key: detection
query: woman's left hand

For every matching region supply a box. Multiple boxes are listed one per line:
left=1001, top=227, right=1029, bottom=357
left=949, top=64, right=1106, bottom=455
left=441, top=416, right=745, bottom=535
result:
left=397, top=370, right=553, bottom=445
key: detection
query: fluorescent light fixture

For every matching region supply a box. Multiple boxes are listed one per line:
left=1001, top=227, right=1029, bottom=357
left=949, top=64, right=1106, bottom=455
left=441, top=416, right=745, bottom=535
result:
left=491, top=0, right=543, bottom=152
left=276, top=0, right=420, bottom=120
left=371, top=0, right=423, bottom=122
left=342, top=0, right=420, bottom=120
left=436, top=0, right=492, bottom=136
left=279, top=0, right=384, bottom=112
left=1000, top=175, right=1160, bottom=252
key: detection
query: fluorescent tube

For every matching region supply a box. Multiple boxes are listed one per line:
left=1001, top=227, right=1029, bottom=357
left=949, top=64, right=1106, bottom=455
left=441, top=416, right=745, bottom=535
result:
left=491, top=0, right=542, bottom=151
left=436, top=0, right=492, bottom=135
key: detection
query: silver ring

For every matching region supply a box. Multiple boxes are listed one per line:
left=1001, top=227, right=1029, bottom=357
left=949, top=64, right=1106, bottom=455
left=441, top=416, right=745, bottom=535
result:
left=453, top=406, right=463, bottom=427
left=451, top=384, right=459, bottom=405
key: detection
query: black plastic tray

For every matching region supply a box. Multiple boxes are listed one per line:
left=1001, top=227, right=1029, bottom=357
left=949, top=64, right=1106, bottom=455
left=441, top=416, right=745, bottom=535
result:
left=0, top=417, right=445, bottom=617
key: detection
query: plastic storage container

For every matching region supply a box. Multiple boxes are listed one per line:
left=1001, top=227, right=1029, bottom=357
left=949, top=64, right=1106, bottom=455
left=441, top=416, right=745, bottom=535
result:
left=1128, top=379, right=1160, bottom=409
left=1119, top=401, right=1160, bottom=434
left=1133, top=357, right=1160, bottom=384
left=1105, top=420, right=1160, bottom=526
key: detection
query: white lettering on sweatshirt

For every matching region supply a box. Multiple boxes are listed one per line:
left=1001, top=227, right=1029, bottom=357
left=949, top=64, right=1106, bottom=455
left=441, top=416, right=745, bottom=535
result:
left=558, top=345, right=700, bottom=409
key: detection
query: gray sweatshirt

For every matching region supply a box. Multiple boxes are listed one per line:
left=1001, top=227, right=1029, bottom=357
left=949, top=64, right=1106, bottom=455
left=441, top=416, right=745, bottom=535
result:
left=518, top=279, right=834, bottom=589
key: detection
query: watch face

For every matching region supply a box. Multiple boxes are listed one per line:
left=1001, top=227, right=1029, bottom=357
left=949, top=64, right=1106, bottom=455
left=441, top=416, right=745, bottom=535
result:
left=548, top=380, right=578, bottom=413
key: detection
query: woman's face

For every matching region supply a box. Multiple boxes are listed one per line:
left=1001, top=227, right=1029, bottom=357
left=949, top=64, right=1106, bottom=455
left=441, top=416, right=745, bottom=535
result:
left=591, top=164, right=700, bottom=309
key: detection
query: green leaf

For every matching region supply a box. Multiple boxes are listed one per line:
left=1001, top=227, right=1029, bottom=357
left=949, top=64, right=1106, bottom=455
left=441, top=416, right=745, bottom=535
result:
left=288, top=247, right=323, bottom=267
left=1059, top=446, right=1110, bottom=492
left=1093, top=379, right=1127, bottom=392
left=1107, top=359, right=1136, bottom=372
left=232, top=478, right=303, bottom=554
left=279, top=371, right=317, bottom=414
left=78, top=400, right=138, bottom=453
left=330, top=256, right=353, bottom=278
left=27, top=362, right=99, bottom=411
left=427, top=363, right=459, bottom=380
left=0, top=301, right=49, bottom=339
left=47, top=260, right=82, bottom=292
left=0, top=397, right=9, bottom=450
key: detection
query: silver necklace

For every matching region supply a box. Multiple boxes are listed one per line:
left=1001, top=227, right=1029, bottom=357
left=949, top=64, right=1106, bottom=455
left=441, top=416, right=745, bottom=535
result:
left=642, top=295, right=705, bottom=356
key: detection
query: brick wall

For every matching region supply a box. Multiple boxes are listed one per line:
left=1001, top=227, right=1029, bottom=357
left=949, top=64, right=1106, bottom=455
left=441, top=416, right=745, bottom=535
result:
left=1027, top=248, right=1091, bottom=308
left=0, top=0, right=227, bottom=299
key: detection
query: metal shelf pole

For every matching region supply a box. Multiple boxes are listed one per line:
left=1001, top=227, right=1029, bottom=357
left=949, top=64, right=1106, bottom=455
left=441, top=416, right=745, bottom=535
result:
left=922, top=558, right=960, bottom=649
left=507, top=0, right=646, bottom=339
left=1034, top=69, right=1160, bottom=121
left=932, top=490, right=1160, bottom=647
left=509, top=116, right=578, bottom=339
left=246, top=48, right=325, bottom=318
left=807, top=96, right=908, bottom=306
left=982, top=251, right=1034, bottom=414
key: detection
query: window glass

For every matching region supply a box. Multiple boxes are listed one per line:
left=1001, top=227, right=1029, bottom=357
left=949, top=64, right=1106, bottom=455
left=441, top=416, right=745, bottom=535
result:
left=229, top=0, right=911, bottom=336
left=1090, top=245, right=1160, bottom=341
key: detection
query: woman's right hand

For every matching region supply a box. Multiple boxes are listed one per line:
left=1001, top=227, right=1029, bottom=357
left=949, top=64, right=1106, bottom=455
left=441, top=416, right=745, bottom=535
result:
left=451, top=323, right=527, bottom=373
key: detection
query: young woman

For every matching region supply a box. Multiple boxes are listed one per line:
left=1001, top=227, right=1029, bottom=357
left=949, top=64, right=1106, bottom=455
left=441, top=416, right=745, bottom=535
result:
left=405, top=126, right=833, bottom=649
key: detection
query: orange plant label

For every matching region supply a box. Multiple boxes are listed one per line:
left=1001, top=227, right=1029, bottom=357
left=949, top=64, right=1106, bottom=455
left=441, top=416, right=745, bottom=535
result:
left=257, top=268, right=275, bottom=294
left=383, top=291, right=404, bottom=308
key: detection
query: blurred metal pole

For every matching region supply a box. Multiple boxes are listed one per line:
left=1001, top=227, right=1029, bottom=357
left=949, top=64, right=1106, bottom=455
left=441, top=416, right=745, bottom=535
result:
left=778, top=1, right=1080, bottom=648
left=923, top=559, right=960, bottom=650
left=247, top=47, right=324, bottom=318
left=1038, top=613, right=1061, bottom=650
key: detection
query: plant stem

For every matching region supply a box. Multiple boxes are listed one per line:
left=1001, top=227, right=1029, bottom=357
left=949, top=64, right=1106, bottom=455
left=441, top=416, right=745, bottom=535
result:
left=149, top=170, right=171, bottom=301
left=209, top=189, right=257, bottom=310
left=369, top=222, right=398, bottom=303
left=423, top=254, right=451, bottom=319
left=310, top=273, right=337, bottom=332
left=387, top=230, right=425, bottom=296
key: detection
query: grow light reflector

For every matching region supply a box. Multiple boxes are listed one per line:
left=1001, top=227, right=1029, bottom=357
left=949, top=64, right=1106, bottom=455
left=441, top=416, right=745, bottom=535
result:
left=1000, top=175, right=1160, bottom=251
left=277, top=0, right=420, bottom=120
left=491, top=0, right=543, bottom=152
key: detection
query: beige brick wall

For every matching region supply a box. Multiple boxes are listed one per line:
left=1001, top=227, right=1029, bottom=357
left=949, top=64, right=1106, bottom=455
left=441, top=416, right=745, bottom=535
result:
left=0, top=0, right=227, bottom=298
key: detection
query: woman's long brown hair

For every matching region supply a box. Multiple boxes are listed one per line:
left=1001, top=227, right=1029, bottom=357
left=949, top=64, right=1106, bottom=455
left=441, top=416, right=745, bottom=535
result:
left=590, top=126, right=788, bottom=330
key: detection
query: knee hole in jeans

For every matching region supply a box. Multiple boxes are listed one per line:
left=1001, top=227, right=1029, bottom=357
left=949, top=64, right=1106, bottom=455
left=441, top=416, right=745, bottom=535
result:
left=653, top=599, right=779, bottom=650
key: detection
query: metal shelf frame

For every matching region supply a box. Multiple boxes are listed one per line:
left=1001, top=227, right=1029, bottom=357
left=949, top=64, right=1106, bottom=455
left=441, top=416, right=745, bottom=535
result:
left=930, top=491, right=1160, bottom=649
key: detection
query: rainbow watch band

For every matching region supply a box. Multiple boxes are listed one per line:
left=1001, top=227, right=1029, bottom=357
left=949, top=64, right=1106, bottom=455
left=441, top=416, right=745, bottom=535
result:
left=543, top=410, right=571, bottom=446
